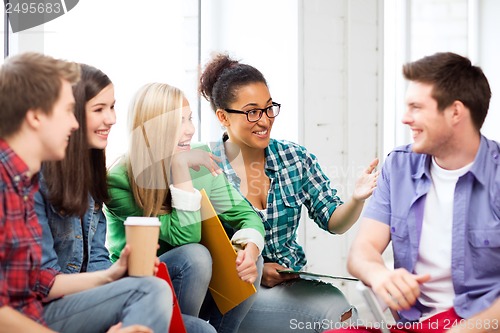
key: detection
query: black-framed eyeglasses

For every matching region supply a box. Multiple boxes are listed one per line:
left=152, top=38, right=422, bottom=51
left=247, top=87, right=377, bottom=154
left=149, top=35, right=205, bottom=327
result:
left=224, top=102, right=281, bottom=123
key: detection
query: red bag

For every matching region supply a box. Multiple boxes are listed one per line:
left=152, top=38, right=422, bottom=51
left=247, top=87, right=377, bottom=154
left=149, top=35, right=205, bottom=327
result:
left=156, top=262, right=187, bottom=333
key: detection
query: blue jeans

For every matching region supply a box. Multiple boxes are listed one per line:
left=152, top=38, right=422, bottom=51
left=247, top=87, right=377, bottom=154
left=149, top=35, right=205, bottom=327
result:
left=238, top=278, right=357, bottom=333
left=183, top=314, right=217, bottom=333
left=201, top=256, right=264, bottom=333
left=43, top=276, right=172, bottom=333
left=159, top=243, right=212, bottom=316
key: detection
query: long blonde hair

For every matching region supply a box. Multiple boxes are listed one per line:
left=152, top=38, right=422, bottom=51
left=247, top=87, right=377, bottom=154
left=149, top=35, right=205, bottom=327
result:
left=127, top=83, right=183, bottom=216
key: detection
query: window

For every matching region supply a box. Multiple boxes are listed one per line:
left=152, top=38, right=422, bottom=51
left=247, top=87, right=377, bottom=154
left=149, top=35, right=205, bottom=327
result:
left=41, top=0, right=199, bottom=165
left=384, top=0, right=500, bottom=152
left=2, top=5, right=6, bottom=60
left=7, top=0, right=299, bottom=165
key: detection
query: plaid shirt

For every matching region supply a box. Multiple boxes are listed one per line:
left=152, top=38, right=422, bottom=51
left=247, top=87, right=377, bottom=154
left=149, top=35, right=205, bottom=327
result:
left=212, top=138, right=343, bottom=270
left=0, top=139, right=58, bottom=324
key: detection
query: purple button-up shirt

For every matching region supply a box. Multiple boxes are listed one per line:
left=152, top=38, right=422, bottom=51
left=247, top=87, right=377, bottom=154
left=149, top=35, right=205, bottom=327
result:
left=364, top=135, right=500, bottom=321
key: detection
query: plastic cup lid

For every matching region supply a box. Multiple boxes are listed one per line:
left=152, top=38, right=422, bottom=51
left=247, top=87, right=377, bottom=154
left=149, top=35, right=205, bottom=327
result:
left=124, top=217, right=161, bottom=226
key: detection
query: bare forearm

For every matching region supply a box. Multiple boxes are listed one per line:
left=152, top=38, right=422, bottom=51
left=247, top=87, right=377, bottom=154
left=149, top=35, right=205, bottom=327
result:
left=328, top=197, right=364, bottom=234
left=0, top=306, right=55, bottom=333
left=245, top=242, right=260, bottom=261
left=47, top=271, right=111, bottom=301
left=347, top=218, right=392, bottom=285
left=170, top=158, right=194, bottom=192
left=448, top=298, right=500, bottom=333
left=347, top=240, right=388, bottom=285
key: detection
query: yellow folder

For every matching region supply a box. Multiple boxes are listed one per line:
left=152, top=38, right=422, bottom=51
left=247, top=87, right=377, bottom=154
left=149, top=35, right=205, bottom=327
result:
left=199, top=189, right=256, bottom=314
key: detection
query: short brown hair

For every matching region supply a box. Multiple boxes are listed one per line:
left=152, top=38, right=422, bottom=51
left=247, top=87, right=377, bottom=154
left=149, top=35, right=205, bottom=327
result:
left=402, top=52, right=491, bottom=131
left=0, top=52, right=80, bottom=138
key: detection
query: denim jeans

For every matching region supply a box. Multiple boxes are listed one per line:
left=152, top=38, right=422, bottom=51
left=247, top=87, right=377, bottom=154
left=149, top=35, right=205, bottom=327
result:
left=183, top=314, right=217, bottom=333
left=238, top=278, right=357, bottom=333
left=159, top=243, right=212, bottom=316
left=43, top=276, right=172, bottom=333
left=200, top=256, right=264, bottom=333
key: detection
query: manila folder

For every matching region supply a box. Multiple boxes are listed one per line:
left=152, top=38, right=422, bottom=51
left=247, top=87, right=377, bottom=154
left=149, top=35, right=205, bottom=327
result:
left=199, top=189, right=256, bottom=314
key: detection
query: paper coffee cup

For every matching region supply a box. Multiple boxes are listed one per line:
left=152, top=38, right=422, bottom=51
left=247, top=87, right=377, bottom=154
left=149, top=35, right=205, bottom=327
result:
left=124, top=217, right=161, bottom=276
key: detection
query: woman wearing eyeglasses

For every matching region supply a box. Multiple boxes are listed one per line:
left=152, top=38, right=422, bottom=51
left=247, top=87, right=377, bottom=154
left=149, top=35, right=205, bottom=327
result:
left=105, top=82, right=265, bottom=333
left=199, top=53, right=379, bottom=333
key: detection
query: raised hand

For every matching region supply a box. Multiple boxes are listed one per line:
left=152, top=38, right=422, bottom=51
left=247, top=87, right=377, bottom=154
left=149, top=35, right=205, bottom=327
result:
left=352, top=158, right=380, bottom=201
left=172, top=150, right=222, bottom=177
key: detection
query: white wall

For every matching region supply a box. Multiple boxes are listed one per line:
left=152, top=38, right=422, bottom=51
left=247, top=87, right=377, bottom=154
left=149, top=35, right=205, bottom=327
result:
left=199, top=0, right=383, bottom=319
left=391, top=0, right=500, bottom=147
left=199, top=0, right=299, bottom=144
left=300, top=0, right=383, bottom=318
left=10, top=0, right=200, bottom=166
left=478, top=0, right=500, bottom=142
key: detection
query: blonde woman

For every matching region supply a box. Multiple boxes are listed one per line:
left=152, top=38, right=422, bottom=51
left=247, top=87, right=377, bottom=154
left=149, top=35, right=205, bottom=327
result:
left=105, top=83, right=265, bottom=332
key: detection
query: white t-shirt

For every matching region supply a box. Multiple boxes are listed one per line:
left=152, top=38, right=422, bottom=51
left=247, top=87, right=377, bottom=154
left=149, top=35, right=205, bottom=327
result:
left=414, top=157, right=472, bottom=318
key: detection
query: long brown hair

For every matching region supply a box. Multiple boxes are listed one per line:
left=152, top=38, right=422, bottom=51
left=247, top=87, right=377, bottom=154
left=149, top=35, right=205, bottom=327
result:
left=42, top=64, right=112, bottom=216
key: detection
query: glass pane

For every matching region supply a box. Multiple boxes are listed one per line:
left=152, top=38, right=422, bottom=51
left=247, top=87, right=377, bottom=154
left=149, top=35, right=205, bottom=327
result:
left=1, top=6, right=5, bottom=61
left=42, top=0, right=199, bottom=166
left=200, top=0, right=299, bottom=144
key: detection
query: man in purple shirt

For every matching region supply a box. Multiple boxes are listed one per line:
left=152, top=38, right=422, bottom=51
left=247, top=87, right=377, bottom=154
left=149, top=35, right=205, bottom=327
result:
left=343, top=52, right=500, bottom=333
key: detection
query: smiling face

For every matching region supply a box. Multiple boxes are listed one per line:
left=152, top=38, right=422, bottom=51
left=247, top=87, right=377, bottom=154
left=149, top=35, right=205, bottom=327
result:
left=174, top=98, right=195, bottom=152
left=223, top=82, right=274, bottom=151
left=402, top=81, right=455, bottom=156
left=86, top=83, right=116, bottom=149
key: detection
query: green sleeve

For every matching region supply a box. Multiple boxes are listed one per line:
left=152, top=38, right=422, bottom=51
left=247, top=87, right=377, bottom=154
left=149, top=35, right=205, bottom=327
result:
left=188, top=143, right=264, bottom=236
left=209, top=173, right=265, bottom=237
left=105, top=164, right=142, bottom=262
left=157, top=204, right=202, bottom=247
left=105, top=164, right=203, bottom=261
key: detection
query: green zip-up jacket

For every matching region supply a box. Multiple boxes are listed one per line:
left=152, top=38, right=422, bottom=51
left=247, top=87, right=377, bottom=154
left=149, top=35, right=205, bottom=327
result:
left=105, top=143, right=264, bottom=262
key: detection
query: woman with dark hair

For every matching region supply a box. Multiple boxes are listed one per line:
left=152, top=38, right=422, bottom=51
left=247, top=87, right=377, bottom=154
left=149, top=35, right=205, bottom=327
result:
left=36, top=64, right=219, bottom=333
left=199, top=53, right=379, bottom=333
left=35, top=63, right=115, bottom=274
left=32, top=64, right=176, bottom=333
left=1, top=52, right=174, bottom=333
